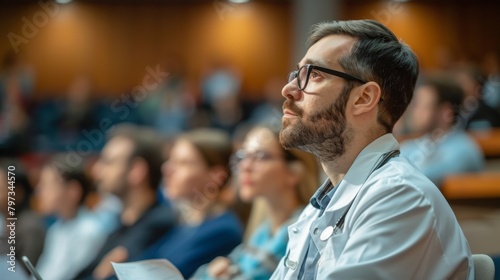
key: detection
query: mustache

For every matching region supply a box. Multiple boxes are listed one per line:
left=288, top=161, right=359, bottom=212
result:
left=283, top=99, right=303, bottom=117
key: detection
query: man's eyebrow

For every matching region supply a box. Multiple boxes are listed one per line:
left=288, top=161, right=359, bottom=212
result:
left=297, top=58, right=326, bottom=68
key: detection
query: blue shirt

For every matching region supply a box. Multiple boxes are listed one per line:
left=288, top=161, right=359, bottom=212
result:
left=134, top=211, right=243, bottom=278
left=194, top=210, right=302, bottom=280
left=298, top=179, right=338, bottom=280
left=229, top=210, right=302, bottom=280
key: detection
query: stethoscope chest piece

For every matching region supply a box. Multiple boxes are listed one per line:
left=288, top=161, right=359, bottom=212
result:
left=320, top=226, right=334, bottom=241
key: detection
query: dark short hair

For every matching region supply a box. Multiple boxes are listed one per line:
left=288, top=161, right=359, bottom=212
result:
left=48, top=155, right=91, bottom=205
left=178, top=128, right=232, bottom=187
left=422, top=76, right=464, bottom=124
left=307, top=19, right=419, bottom=132
left=108, top=124, right=164, bottom=190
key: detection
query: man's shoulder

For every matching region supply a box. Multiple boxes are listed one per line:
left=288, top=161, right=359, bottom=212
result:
left=364, top=156, right=440, bottom=197
left=198, top=211, right=244, bottom=237
left=139, top=203, right=178, bottom=228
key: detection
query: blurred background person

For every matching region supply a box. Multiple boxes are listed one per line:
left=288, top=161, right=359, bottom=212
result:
left=454, top=64, right=500, bottom=130
left=35, top=155, right=108, bottom=280
left=129, top=128, right=243, bottom=279
left=56, top=75, right=99, bottom=146
left=0, top=52, right=33, bottom=156
left=0, top=160, right=45, bottom=273
left=482, top=51, right=500, bottom=113
left=198, top=60, right=243, bottom=134
left=195, top=125, right=319, bottom=280
left=76, top=124, right=177, bottom=280
left=138, top=56, right=196, bottom=136
left=247, top=78, right=285, bottom=128
left=401, top=76, right=484, bottom=187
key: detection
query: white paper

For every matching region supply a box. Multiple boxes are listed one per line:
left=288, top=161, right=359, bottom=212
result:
left=112, top=259, right=184, bottom=280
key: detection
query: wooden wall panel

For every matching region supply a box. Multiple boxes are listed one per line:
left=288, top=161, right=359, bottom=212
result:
left=340, top=1, right=500, bottom=70
left=2, top=1, right=499, bottom=98
left=0, top=2, right=292, bottom=99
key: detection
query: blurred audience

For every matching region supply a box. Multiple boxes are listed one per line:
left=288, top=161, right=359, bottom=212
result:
left=195, top=125, right=319, bottom=280
left=138, top=57, right=195, bottom=136
left=199, top=60, right=243, bottom=134
left=35, top=155, right=108, bottom=280
left=401, top=76, right=484, bottom=187
left=32, top=74, right=102, bottom=152
left=57, top=75, right=98, bottom=139
left=248, top=78, right=284, bottom=128
left=130, top=128, right=243, bottom=279
left=76, top=124, right=177, bottom=280
left=482, top=51, right=500, bottom=113
left=0, top=160, right=45, bottom=273
left=454, top=65, right=500, bottom=130
left=0, top=53, right=34, bottom=156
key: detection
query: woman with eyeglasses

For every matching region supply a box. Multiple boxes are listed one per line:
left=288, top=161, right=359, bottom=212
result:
left=193, top=125, right=320, bottom=280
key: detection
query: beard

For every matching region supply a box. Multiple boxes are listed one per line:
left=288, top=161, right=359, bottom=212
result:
left=279, top=86, right=353, bottom=162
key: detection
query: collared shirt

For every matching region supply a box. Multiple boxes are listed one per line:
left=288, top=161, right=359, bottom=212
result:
left=309, top=179, right=336, bottom=213
left=37, top=208, right=110, bottom=280
left=298, top=179, right=338, bottom=279
left=271, top=134, right=474, bottom=280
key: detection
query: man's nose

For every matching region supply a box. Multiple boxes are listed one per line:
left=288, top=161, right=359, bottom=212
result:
left=282, top=79, right=301, bottom=100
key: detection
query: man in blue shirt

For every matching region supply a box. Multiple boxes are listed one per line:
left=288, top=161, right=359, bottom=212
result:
left=401, top=76, right=484, bottom=187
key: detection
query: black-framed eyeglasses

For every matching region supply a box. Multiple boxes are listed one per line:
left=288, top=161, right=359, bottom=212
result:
left=230, top=149, right=297, bottom=172
left=288, top=64, right=367, bottom=91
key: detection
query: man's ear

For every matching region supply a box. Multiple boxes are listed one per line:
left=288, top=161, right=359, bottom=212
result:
left=440, top=103, right=455, bottom=126
left=351, top=82, right=382, bottom=116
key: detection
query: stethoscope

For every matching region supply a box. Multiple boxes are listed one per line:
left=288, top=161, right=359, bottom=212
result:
left=328, top=149, right=400, bottom=237
left=283, top=149, right=401, bottom=271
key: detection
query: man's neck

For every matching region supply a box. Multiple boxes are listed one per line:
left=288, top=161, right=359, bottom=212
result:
left=121, top=187, right=157, bottom=226
left=59, top=206, right=80, bottom=221
left=177, top=198, right=225, bottom=226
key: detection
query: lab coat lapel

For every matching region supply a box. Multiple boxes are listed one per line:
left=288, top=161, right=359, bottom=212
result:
left=310, top=134, right=400, bottom=252
left=284, top=206, right=316, bottom=272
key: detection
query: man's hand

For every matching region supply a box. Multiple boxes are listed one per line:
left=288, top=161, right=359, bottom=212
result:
left=207, top=257, right=232, bottom=278
left=93, top=246, right=129, bottom=280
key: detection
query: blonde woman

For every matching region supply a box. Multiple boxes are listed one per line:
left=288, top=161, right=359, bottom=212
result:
left=196, top=125, right=320, bottom=280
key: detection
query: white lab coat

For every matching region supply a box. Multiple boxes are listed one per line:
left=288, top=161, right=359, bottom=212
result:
left=271, top=134, right=474, bottom=279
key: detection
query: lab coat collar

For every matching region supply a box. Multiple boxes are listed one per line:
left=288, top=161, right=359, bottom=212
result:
left=324, top=133, right=400, bottom=213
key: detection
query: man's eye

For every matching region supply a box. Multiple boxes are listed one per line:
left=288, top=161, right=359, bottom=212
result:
left=310, top=71, right=320, bottom=79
